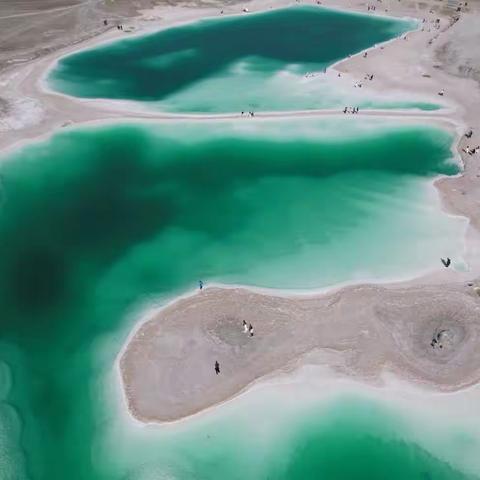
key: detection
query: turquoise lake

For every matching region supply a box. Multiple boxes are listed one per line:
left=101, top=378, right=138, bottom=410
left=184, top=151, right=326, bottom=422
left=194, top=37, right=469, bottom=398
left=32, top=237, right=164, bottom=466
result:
left=47, top=6, right=439, bottom=112
left=0, top=118, right=472, bottom=479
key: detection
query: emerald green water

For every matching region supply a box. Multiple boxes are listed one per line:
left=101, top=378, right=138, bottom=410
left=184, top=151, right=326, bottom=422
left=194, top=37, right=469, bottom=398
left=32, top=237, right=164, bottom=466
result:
left=48, top=6, right=438, bottom=112
left=0, top=118, right=471, bottom=479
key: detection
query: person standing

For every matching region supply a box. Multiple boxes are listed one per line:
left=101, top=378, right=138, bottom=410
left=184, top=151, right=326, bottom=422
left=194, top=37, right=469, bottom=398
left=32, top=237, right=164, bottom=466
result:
left=215, top=361, right=220, bottom=375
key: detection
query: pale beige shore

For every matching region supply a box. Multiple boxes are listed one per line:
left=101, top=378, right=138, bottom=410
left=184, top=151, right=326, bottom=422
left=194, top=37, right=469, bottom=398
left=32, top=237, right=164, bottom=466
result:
left=1, top=0, right=480, bottom=424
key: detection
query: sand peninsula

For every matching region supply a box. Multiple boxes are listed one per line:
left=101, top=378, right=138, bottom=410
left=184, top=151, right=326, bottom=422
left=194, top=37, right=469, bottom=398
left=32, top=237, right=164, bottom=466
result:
left=122, top=284, right=480, bottom=422
left=1, top=0, right=480, bottom=425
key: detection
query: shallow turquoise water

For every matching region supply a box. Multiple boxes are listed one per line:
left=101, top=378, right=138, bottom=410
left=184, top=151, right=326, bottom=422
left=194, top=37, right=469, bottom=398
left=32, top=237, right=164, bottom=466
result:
left=98, top=383, right=480, bottom=480
left=0, top=118, right=470, bottom=479
left=48, top=6, right=438, bottom=112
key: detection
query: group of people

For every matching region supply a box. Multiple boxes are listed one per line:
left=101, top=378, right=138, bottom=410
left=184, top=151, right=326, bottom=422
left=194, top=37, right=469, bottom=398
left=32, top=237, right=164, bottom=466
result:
left=462, top=129, right=478, bottom=155
left=343, top=106, right=360, bottom=114
left=214, top=321, right=255, bottom=375
left=364, top=73, right=374, bottom=81
left=367, top=4, right=377, bottom=11
left=102, top=19, right=125, bottom=31
left=430, top=329, right=446, bottom=349
left=242, top=320, right=254, bottom=337
left=463, top=145, right=479, bottom=155
left=241, top=111, right=255, bottom=117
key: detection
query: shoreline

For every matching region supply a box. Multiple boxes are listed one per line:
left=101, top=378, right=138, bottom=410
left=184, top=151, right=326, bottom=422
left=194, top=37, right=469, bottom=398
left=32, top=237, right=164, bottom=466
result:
left=1, top=0, right=480, bottom=425
left=0, top=108, right=461, bottom=157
